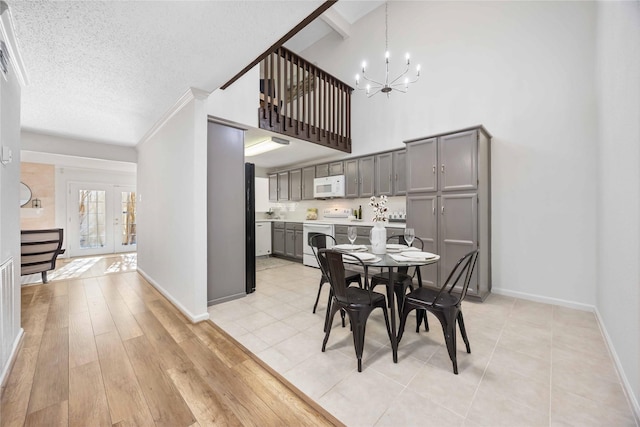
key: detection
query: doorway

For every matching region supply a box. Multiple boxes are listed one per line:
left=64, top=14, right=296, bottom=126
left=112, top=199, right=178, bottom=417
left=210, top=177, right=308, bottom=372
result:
left=67, top=183, right=137, bottom=257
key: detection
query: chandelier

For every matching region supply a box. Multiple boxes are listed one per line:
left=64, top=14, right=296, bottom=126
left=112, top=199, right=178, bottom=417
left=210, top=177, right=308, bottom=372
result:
left=355, top=2, right=420, bottom=98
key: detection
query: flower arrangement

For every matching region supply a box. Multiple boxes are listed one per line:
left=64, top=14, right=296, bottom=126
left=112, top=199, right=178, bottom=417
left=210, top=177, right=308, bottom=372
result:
left=369, top=195, right=388, bottom=222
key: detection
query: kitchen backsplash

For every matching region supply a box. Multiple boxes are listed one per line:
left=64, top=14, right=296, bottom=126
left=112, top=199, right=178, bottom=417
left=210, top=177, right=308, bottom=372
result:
left=263, top=196, right=406, bottom=222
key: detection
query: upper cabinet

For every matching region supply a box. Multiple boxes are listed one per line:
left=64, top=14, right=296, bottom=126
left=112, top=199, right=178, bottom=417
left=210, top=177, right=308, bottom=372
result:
left=439, top=130, right=478, bottom=192
left=302, top=166, right=315, bottom=200
left=329, top=161, right=344, bottom=176
left=392, top=150, right=407, bottom=196
left=358, top=156, right=375, bottom=198
left=268, top=173, right=278, bottom=201
left=345, top=159, right=359, bottom=198
left=278, top=171, right=289, bottom=201
left=406, top=137, right=437, bottom=193
left=375, top=152, right=393, bottom=196
left=289, top=169, right=302, bottom=201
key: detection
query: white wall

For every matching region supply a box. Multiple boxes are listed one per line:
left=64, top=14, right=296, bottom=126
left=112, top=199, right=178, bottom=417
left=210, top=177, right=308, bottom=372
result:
left=206, top=65, right=258, bottom=127
left=595, top=0, right=640, bottom=414
left=22, top=131, right=137, bottom=163
left=0, top=3, right=23, bottom=385
left=136, top=90, right=209, bottom=322
left=302, top=1, right=599, bottom=307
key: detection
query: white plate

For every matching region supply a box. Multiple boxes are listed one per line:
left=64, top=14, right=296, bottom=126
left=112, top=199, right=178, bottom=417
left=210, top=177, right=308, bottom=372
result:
left=334, top=244, right=367, bottom=251
left=399, top=251, right=437, bottom=259
left=386, top=243, right=408, bottom=252
left=342, top=252, right=377, bottom=262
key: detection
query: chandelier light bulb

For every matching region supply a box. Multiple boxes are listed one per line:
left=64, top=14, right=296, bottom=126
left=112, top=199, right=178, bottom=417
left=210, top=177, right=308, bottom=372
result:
left=355, top=74, right=360, bottom=85
left=405, top=53, right=410, bottom=64
left=417, top=64, right=421, bottom=76
left=361, top=61, right=367, bottom=72
left=366, top=84, right=371, bottom=94
left=405, top=77, right=409, bottom=89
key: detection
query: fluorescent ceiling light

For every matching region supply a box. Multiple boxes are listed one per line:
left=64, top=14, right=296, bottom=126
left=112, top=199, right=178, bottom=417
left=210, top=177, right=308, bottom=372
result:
left=245, top=137, right=289, bottom=157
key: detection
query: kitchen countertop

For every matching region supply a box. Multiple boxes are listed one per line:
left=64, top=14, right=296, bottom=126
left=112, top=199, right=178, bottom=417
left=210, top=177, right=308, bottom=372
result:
left=255, top=218, right=405, bottom=228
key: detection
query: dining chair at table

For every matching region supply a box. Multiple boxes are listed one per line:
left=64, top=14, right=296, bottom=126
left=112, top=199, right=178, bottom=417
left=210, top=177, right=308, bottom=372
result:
left=318, top=249, right=392, bottom=372
left=370, top=235, right=425, bottom=315
left=309, top=234, right=362, bottom=326
left=397, top=250, right=479, bottom=374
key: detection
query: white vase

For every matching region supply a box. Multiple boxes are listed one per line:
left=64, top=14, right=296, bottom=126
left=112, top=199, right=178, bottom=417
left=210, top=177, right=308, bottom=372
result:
left=370, top=222, right=387, bottom=254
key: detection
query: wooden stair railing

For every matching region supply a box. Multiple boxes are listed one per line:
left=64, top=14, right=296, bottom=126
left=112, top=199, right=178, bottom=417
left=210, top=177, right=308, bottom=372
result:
left=259, top=47, right=353, bottom=153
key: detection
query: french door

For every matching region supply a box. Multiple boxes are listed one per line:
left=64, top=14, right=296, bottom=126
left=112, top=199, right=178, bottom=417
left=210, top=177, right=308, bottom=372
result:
left=68, top=183, right=137, bottom=257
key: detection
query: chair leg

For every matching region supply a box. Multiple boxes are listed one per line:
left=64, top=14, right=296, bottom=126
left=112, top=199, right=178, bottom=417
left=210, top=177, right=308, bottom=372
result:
left=322, top=301, right=340, bottom=352
left=42, top=271, right=48, bottom=284
left=415, top=309, right=430, bottom=333
left=457, top=311, right=471, bottom=354
left=323, top=288, right=334, bottom=332
left=346, top=306, right=374, bottom=372
left=433, top=310, right=459, bottom=374
left=397, top=302, right=416, bottom=344
left=313, top=277, right=327, bottom=313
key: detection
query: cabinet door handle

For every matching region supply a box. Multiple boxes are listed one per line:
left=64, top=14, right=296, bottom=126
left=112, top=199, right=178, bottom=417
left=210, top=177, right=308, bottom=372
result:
left=441, top=164, right=445, bottom=173
left=432, top=166, right=436, bottom=174
left=441, top=206, right=445, bottom=214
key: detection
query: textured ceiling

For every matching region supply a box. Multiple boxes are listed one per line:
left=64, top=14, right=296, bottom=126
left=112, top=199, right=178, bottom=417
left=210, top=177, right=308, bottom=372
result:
left=9, top=0, right=324, bottom=146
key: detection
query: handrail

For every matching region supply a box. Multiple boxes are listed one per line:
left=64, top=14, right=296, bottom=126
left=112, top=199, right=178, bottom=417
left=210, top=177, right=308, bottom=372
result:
left=259, top=46, right=353, bottom=153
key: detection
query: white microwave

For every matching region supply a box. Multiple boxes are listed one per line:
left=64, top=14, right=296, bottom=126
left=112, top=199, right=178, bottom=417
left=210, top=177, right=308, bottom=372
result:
left=313, top=175, right=345, bottom=198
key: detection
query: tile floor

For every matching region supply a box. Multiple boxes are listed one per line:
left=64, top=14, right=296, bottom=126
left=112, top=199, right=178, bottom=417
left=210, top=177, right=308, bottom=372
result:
left=208, top=259, right=638, bottom=427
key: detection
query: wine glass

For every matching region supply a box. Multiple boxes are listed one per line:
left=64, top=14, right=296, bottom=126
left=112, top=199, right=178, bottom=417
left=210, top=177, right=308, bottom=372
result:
left=347, top=226, right=357, bottom=245
left=404, top=228, right=415, bottom=248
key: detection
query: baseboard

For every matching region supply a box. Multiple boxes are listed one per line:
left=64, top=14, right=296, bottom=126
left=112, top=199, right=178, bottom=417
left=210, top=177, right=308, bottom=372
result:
left=491, top=287, right=594, bottom=312
left=0, top=328, right=24, bottom=394
left=136, top=268, right=209, bottom=323
left=208, top=292, right=246, bottom=306
left=594, top=308, right=640, bottom=424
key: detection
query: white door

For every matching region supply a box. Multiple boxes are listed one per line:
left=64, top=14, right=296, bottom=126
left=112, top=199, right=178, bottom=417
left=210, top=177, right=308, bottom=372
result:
left=68, top=184, right=137, bottom=257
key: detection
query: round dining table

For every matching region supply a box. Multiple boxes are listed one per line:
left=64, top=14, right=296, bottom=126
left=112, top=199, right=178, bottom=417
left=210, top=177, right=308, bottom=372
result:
left=338, top=246, right=440, bottom=363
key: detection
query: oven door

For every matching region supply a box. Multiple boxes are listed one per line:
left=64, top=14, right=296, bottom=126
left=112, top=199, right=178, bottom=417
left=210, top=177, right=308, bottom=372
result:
left=302, top=223, right=334, bottom=267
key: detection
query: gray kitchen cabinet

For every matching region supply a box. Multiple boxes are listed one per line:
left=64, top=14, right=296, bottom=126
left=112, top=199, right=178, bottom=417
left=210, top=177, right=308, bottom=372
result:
left=272, top=223, right=285, bottom=256
left=289, top=169, right=302, bottom=201
left=302, top=166, right=315, bottom=200
left=404, top=126, right=491, bottom=300
left=375, top=152, right=393, bottom=196
left=345, top=159, right=359, bottom=198
left=406, top=137, right=437, bottom=193
left=406, top=194, right=438, bottom=288
left=268, top=173, right=278, bottom=202
left=285, top=228, right=295, bottom=258
left=277, top=171, right=289, bottom=201
left=439, top=130, right=478, bottom=192
left=358, top=156, right=375, bottom=198
left=329, top=161, right=344, bottom=176
left=392, top=150, right=407, bottom=195
left=315, top=164, right=329, bottom=178
left=294, top=228, right=304, bottom=259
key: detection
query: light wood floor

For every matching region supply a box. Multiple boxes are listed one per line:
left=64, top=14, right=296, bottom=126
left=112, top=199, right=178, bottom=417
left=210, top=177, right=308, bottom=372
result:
left=1, top=267, right=341, bottom=426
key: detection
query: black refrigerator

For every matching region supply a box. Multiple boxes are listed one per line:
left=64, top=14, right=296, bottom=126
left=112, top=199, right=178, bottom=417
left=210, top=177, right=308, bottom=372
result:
left=245, top=163, right=256, bottom=294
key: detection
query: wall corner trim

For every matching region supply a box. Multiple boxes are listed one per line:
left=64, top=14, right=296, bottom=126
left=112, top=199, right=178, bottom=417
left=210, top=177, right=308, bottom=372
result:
left=0, top=3, right=29, bottom=86
left=594, top=307, right=640, bottom=424
left=136, top=267, right=209, bottom=323
left=136, top=87, right=210, bottom=149
left=0, top=328, right=24, bottom=389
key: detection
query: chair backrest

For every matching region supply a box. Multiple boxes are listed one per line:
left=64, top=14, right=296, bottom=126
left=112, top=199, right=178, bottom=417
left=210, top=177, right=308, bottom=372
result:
left=318, top=249, right=369, bottom=305
left=435, top=250, right=479, bottom=304
left=386, top=234, right=424, bottom=250
left=309, top=233, right=337, bottom=278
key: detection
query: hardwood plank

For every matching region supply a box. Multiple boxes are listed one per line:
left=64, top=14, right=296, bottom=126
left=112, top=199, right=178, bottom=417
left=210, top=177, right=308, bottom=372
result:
left=166, top=367, right=243, bottom=427
left=27, top=327, right=69, bottom=414
left=123, top=274, right=162, bottom=302
left=98, top=279, right=143, bottom=341
left=179, top=337, right=282, bottom=427
left=86, top=294, right=117, bottom=337
left=94, top=331, right=154, bottom=425
left=69, top=310, right=99, bottom=368
left=24, top=401, right=68, bottom=427
left=68, top=279, right=89, bottom=314
left=83, top=278, right=102, bottom=299
left=44, top=295, right=69, bottom=331
left=51, top=280, right=69, bottom=297
left=124, top=335, right=195, bottom=427
left=20, top=303, right=49, bottom=350
left=30, top=284, right=53, bottom=308
left=114, top=281, right=148, bottom=315
left=21, top=286, right=37, bottom=311
left=147, top=300, right=195, bottom=344
left=69, top=360, right=111, bottom=427
left=0, top=346, right=39, bottom=427
left=188, top=321, right=249, bottom=369
left=133, top=310, right=193, bottom=371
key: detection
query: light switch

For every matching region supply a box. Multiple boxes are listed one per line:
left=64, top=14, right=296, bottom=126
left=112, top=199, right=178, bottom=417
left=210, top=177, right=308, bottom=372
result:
left=1, top=146, right=12, bottom=165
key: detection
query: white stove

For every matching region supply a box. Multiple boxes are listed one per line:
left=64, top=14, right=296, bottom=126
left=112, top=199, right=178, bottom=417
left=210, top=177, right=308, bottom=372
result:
left=302, top=208, right=351, bottom=267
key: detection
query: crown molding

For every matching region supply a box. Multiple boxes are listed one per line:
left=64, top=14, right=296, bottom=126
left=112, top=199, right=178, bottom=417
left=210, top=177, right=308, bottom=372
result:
left=137, top=87, right=210, bottom=149
left=0, top=2, right=29, bottom=86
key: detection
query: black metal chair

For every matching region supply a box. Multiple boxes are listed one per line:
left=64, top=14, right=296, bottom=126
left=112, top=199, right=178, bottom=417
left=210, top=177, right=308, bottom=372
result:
left=370, top=235, right=424, bottom=315
left=310, top=233, right=362, bottom=315
left=397, top=250, right=479, bottom=374
left=319, top=249, right=392, bottom=372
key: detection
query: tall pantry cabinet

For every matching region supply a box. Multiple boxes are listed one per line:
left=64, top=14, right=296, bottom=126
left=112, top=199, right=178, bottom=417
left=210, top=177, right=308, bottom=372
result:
left=405, top=126, right=491, bottom=300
